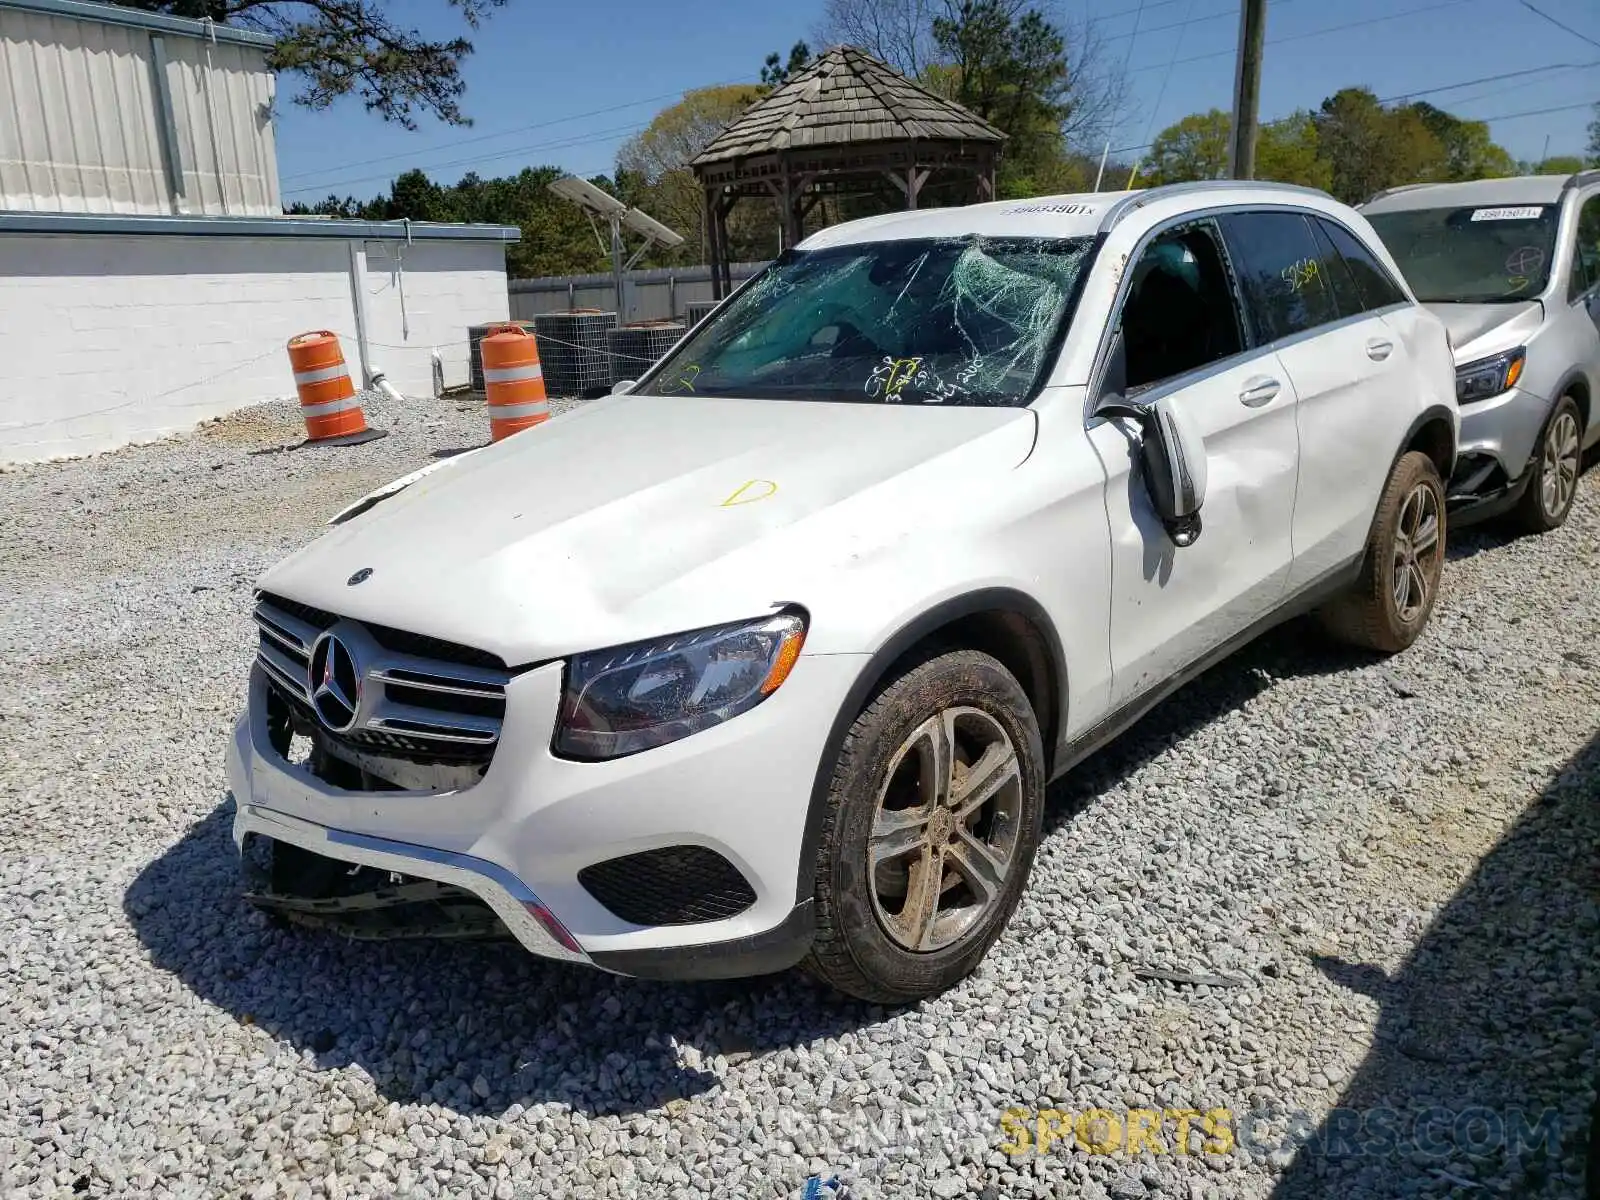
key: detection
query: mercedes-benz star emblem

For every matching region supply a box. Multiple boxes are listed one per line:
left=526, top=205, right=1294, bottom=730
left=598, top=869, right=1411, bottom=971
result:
left=308, top=631, right=362, bottom=732
left=347, top=567, right=373, bottom=586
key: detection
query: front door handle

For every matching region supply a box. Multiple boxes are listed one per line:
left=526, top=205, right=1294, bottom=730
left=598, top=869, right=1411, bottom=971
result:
left=1366, top=338, right=1394, bottom=361
left=1239, top=376, right=1281, bottom=407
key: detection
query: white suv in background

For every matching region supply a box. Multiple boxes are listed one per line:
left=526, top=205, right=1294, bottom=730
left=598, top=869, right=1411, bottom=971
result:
left=228, top=182, right=1458, bottom=1003
left=1363, top=171, right=1600, bottom=533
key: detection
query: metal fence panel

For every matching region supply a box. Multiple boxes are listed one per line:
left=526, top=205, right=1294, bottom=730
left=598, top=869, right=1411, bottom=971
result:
left=508, top=261, right=770, bottom=323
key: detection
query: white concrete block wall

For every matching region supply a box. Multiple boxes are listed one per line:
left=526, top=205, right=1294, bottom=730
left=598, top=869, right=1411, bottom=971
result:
left=0, top=231, right=511, bottom=464
left=360, top=240, right=510, bottom=395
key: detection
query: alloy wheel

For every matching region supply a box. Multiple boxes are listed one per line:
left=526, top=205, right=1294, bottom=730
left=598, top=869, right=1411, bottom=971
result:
left=1540, top=410, right=1581, bottom=520
left=867, top=707, right=1023, bottom=953
left=1392, top=482, right=1442, bottom=624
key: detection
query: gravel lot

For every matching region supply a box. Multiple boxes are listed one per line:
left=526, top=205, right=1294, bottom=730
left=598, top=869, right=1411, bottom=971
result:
left=3, top=392, right=1598, bottom=1199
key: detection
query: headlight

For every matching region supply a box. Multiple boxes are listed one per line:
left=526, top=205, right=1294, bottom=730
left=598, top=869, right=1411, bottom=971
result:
left=554, top=611, right=807, bottom=759
left=1455, top=347, right=1525, bottom=405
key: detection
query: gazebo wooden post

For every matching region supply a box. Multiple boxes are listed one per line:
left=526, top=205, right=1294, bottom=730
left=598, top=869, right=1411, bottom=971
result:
left=715, top=190, right=736, bottom=297
left=706, top=184, right=737, bottom=300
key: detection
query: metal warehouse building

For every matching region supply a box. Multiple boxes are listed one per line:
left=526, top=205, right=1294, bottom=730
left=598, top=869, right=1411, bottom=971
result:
left=0, top=0, right=516, bottom=464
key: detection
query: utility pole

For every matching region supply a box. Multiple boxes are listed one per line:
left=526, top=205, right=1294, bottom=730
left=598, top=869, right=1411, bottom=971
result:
left=1227, top=0, right=1268, bottom=179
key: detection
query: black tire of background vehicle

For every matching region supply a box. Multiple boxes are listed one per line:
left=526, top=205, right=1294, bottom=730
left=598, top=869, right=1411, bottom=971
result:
left=1512, top=395, right=1584, bottom=535
left=1317, top=450, right=1447, bottom=654
left=802, top=648, right=1046, bottom=1004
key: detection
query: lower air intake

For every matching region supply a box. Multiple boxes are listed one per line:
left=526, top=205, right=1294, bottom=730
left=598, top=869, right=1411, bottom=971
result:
left=578, top=845, right=756, bottom=926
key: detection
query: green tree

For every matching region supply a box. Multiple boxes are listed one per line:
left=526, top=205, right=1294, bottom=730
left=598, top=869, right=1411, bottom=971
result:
left=1406, top=102, right=1515, bottom=180
left=1141, top=110, right=1230, bottom=184
left=1528, top=155, right=1586, bottom=175
left=112, top=0, right=505, bottom=128
left=615, top=84, right=769, bottom=263
left=287, top=166, right=615, bottom=277
left=761, top=41, right=813, bottom=87
left=929, top=1, right=1071, bottom=194
left=1257, top=112, right=1333, bottom=191
left=1312, top=87, right=1447, bottom=204
left=1140, top=109, right=1330, bottom=191
left=1588, top=102, right=1600, bottom=166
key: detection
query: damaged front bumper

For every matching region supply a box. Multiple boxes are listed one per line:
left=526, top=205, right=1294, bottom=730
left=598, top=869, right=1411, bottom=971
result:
left=230, top=784, right=589, bottom=964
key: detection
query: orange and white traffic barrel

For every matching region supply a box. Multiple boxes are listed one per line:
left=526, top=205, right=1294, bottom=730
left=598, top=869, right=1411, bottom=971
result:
left=286, top=331, right=386, bottom=446
left=481, top=324, right=549, bottom=441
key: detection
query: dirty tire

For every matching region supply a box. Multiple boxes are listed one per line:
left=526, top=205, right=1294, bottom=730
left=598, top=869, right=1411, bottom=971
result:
left=802, top=649, right=1045, bottom=1004
left=1317, top=450, right=1446, bottom=654
left=1513, top=395, right=1583, bottom=535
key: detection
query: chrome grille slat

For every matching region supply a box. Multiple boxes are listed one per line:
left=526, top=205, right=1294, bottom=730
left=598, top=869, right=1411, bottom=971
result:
left=252, top=596, right=506, bottom=770
left=257, top=645, right=311, bottom=701
left=254, top=606, right=322, bottom=653
left=257, top=619, right=310, bottom=657
left=369, top=668, right=506, bottom=699
left=366, top=717, right=500, bottom=745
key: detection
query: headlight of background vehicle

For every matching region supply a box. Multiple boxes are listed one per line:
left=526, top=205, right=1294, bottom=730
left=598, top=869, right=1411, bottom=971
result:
left=1455, top=347, right=1525, bottom=405
left=554, top=611, right=807, bottom=759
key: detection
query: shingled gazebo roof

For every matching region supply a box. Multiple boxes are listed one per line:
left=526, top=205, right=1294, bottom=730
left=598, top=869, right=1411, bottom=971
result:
left=691, top=46, right=1005, bottom=173
left=691, top=47, right=1005, bottom=299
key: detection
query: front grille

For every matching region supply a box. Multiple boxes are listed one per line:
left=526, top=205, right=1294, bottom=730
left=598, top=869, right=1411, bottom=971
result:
left=254, top=592, right=509, bottom=770
left=578, top=846, right=757, bottom=927
left=259, top=592, right=504, bottom=670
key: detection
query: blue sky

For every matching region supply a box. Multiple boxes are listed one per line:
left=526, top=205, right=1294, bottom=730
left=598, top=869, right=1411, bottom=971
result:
left=274, top=0, right=1599, bottom=205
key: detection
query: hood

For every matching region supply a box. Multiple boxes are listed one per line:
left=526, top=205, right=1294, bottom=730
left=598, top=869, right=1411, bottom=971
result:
left=1423, top=300, right=1543, bottom=364
left=256, top=394, right=1037, bottom=664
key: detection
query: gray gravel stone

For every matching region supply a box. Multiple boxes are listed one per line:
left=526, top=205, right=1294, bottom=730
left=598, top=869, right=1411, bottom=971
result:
left=3, top=393, right=1598, bottom=1199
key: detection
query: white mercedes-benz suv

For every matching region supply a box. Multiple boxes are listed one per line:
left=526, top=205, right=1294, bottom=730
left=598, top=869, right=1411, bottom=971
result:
left=228, top=181, right=1458, bottom=1003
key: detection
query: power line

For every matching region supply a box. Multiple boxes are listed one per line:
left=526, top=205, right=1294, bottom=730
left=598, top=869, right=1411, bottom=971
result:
left=1381, top=61, right=1600, bottom=104
left=279, top=81, right=755, bottom=185
left=1461, top=100, right=1598, bottom=122
left=282, top=120, right=651, bottom=196
left=1126, top=0, right=1482, bottom=73
left=1136, top=0, right=1203, bottom=149
left=1517, top=0, right=1600, bottom=51
left=1106, top=63, right=1600, bottom=156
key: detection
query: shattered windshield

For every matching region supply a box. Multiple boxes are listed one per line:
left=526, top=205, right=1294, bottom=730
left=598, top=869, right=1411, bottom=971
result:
left=1366, top=205, right=1558, bottom=303
left=637, top=235, right=1094, bottom=406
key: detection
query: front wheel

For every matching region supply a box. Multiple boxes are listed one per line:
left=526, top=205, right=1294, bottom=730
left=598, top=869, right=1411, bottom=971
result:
left=803, top=649, right=1045, bottom=1004
left=1317, top=450, right=1446, bottom=653
left=1512, top=395, right=1583, bottom=534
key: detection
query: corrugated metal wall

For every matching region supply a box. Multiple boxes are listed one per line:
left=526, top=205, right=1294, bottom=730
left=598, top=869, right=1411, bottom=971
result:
left=0, top=6, right=278, bottom=215
left=162, top=35, right=279, bottom=216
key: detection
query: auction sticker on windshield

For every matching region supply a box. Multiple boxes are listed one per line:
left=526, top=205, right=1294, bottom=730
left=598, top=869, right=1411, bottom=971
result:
left=1470, top=207, right=1543, bottom=221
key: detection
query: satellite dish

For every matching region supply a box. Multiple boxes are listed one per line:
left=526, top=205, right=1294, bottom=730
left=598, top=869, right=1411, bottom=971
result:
left=547, top=176, right=687, bottom=320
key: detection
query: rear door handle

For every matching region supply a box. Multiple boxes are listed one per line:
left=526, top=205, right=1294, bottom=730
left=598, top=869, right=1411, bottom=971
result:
left=1239, top=376, right=1281, bottom=407
left=1366, top=338, right=1394, bottom=361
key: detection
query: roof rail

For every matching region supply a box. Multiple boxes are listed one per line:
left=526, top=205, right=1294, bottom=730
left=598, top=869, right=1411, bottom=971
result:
left=1361, top=182, right=1435, bottom=207
left=1562, top=168, right=1600, bottom=194
left=1098, top=178, right=1336, bottom=232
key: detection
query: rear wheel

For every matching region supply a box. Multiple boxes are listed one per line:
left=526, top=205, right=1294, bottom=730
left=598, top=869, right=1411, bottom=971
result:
left=1512, top=395, right=1583, bottom=534
left=1318, top=450, right=1446, bottom=654
left=803, top=649, right=1045, bottom=1004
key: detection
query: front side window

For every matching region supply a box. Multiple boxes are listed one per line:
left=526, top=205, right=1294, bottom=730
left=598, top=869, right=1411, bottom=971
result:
left=1365, top=204, right=1558, bottom=303
left=1570, top=195, right=1600, bottom=300
left=1119, top=220, right=1246, bottom=392
left=1317, top=217, right=1408, bottom=312
left=635, top=235, right=1094, bottom=407
left=1218, top=211, right=1339, bottom=343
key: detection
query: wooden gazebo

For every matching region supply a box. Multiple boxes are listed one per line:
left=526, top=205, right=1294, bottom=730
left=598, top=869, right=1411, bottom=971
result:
left=690, top=46, right=1006, bottom=297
